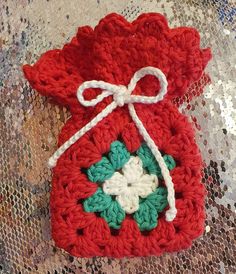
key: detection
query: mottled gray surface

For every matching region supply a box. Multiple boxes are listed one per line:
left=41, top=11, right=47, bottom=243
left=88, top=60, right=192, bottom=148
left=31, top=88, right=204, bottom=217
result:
left=0, top=0, right=236, bottom=273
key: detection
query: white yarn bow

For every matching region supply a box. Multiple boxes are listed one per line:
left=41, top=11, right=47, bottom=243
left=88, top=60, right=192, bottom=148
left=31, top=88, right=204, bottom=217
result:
left=48, top=66, right=177, bottom=221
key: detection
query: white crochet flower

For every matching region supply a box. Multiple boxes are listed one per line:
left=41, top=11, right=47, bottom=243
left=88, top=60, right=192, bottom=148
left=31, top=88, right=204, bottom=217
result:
left=103, top=156, right=158, bottom=214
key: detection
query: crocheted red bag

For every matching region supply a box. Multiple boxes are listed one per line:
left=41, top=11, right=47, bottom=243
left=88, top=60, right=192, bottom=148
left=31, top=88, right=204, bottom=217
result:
left=23, top=13, right=211, bottom=257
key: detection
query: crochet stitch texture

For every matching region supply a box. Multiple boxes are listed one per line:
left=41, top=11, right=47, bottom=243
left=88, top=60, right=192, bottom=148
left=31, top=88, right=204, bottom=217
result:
left=84, top=140, right=174, bottom=230
left=23, top=13, right=212, bottom=257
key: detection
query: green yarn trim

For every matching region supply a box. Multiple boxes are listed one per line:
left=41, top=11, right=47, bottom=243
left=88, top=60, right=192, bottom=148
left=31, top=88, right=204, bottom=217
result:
left=137, top=143, right=162, bottom=177
left=87, top=157, right=115, bottom=183
left=144, top=187, right=168, bottom=213
left=100, top=200, right=126, bottom=229
left=137, top=144, right=176, bottom=178
left=83, top=188, right=112, bottom=212
left=84, top=187, right=168, bottom=231
left=133, top=200, right=157, bottom=231
left=133, top=187, right=168, bottom=231
left=84, top=188, right=125, bottom=229
left=163, top=154, right=176, bottom=170
left=108, top=141, right=130, bottom=170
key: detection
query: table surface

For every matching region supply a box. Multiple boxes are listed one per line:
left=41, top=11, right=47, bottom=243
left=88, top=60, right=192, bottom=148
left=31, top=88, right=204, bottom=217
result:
left=0, top=0, right=236, bottom=273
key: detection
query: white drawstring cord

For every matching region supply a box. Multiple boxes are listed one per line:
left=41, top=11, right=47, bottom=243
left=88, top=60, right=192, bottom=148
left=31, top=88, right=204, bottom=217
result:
left=48, top=66, right=177, bottom=221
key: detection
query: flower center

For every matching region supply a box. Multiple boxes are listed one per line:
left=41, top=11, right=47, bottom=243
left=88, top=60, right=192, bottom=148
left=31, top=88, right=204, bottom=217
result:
left=103, top=156, right=158, bottom=214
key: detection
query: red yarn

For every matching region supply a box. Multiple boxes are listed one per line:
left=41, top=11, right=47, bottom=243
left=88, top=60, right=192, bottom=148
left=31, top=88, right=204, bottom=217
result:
left=23, top=13, right=211, bottom=257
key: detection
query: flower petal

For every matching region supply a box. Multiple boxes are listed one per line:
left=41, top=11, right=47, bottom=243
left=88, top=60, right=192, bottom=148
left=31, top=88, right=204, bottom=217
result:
left=103, top=172, right=127, bottom=196
left=133, top=174, right=158, bottom=198
left=133, top=200, right=158, bottom=231
left=144, top=187, right=168, bottom=213
left=116, top=191, right=139, bottom=214
left=122, top=156, right=143, bottom=181
left=100, top=200, right=126, bottom=229
left=83, top=188, right=112, bottom=212
left=163, top=154, right=176, bottom=170
left=108, top=141, right=130, bottom=170
left=87, top=157, right=114, bottom=183
left=137, top=144, right=162, bottom=177
left=157, top=155, right=177, bottom=179
left=137, top=144, right=176, bottom=178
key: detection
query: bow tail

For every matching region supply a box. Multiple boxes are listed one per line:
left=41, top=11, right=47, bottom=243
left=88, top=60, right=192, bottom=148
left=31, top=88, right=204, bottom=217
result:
left=128, top=103, right=177, bottom=222
left=48, top=101, right=118, bottom=168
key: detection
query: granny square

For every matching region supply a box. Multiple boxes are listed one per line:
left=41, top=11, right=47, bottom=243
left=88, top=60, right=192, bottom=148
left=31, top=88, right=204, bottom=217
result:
left=23, top=13, right=211, bottom=257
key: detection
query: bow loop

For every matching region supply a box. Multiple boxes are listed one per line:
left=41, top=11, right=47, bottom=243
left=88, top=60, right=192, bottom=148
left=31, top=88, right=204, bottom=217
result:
left=77, top=66, right=168, bottom=108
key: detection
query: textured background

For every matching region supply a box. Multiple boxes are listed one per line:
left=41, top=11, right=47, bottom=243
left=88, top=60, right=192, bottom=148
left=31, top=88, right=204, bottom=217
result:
left=0, top=0, right=236, bottom=273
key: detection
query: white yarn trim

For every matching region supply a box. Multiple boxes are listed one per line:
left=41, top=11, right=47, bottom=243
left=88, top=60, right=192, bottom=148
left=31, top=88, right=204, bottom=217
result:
left=48, top=66, right=177, bottom=221
left=103, top=156, right=158, bottom=214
